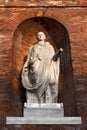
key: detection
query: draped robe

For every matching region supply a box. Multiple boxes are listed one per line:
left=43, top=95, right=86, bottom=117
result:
left=21, top=42, right=60, bottom=104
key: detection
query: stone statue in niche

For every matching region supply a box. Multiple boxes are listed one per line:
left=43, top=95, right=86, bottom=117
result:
left=21, top=32, right=63, bottom=106
left=6, top=32, right=82, bottom=125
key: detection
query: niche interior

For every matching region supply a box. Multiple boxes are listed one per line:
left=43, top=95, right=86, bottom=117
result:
left=11, top=17, right=77, bottom=116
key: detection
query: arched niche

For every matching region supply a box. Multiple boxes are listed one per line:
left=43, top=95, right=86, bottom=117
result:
left=11, top=17, right=77, bottom=116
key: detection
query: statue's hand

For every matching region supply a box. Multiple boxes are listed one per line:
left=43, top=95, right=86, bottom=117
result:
left=23, top=67, right=28, bottom=73
left=52, top=48, right=63, bottom=61
left=59, top=48, right=63, bottom=53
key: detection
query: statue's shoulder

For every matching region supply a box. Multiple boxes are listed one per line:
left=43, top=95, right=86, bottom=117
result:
left=46, top=41, right=54, bottom=50
left=46, top=41, right=52, bottom=46
left=28, top=44, right=39, bottom=53
left=45, top=41, right=50, bottom=44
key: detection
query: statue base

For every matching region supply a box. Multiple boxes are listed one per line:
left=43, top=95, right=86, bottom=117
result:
left=6, top=103, right=82, bottom=125
left=23, top=103, right=64, bottom=117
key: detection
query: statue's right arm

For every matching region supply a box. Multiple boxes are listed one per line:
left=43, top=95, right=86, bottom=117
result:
left=23, top=46, right=33, bottom=68
left=22, top=47, right=33, bottom=76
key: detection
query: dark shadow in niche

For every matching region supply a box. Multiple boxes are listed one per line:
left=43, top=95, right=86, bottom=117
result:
left=17, top=55, right=27, bottom=115
left=12, top=17, right=77, bottom=117
left=19, top=56, right=27, bottom=102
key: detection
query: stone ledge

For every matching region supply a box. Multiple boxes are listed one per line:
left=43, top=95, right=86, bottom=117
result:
left=6, top=117, right=82, bottom=125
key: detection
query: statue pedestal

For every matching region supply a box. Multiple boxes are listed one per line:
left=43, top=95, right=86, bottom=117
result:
left=23, top=103, right=64, bottom=117
left=6, top=103, right=82, bottom=125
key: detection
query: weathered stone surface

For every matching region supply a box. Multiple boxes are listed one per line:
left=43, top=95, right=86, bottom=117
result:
left=23, top=103, right=64, bottom=117
left=6, top=117, right=82, bottom=125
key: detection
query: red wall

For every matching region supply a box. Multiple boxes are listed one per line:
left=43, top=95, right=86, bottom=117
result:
left=0, top=1, right=87, bottom=129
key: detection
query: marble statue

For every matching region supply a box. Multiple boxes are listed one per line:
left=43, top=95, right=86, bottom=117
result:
left=21, top=32, right=63, bottom=105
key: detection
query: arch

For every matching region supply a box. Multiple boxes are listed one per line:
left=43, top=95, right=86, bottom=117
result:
left=11, top=17, right=77, bottom=116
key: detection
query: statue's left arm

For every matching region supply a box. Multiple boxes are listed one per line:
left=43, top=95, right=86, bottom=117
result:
left=52, top=48, right=63, bottom=61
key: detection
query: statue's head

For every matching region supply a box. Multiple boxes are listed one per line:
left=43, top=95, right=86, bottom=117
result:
left=37, top=32, right=46, bottom=41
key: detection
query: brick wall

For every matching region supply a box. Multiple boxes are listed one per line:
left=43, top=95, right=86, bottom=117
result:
left=0, top=1, right=87, bottom=129
left=0, top=0, right=87, bottom=6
